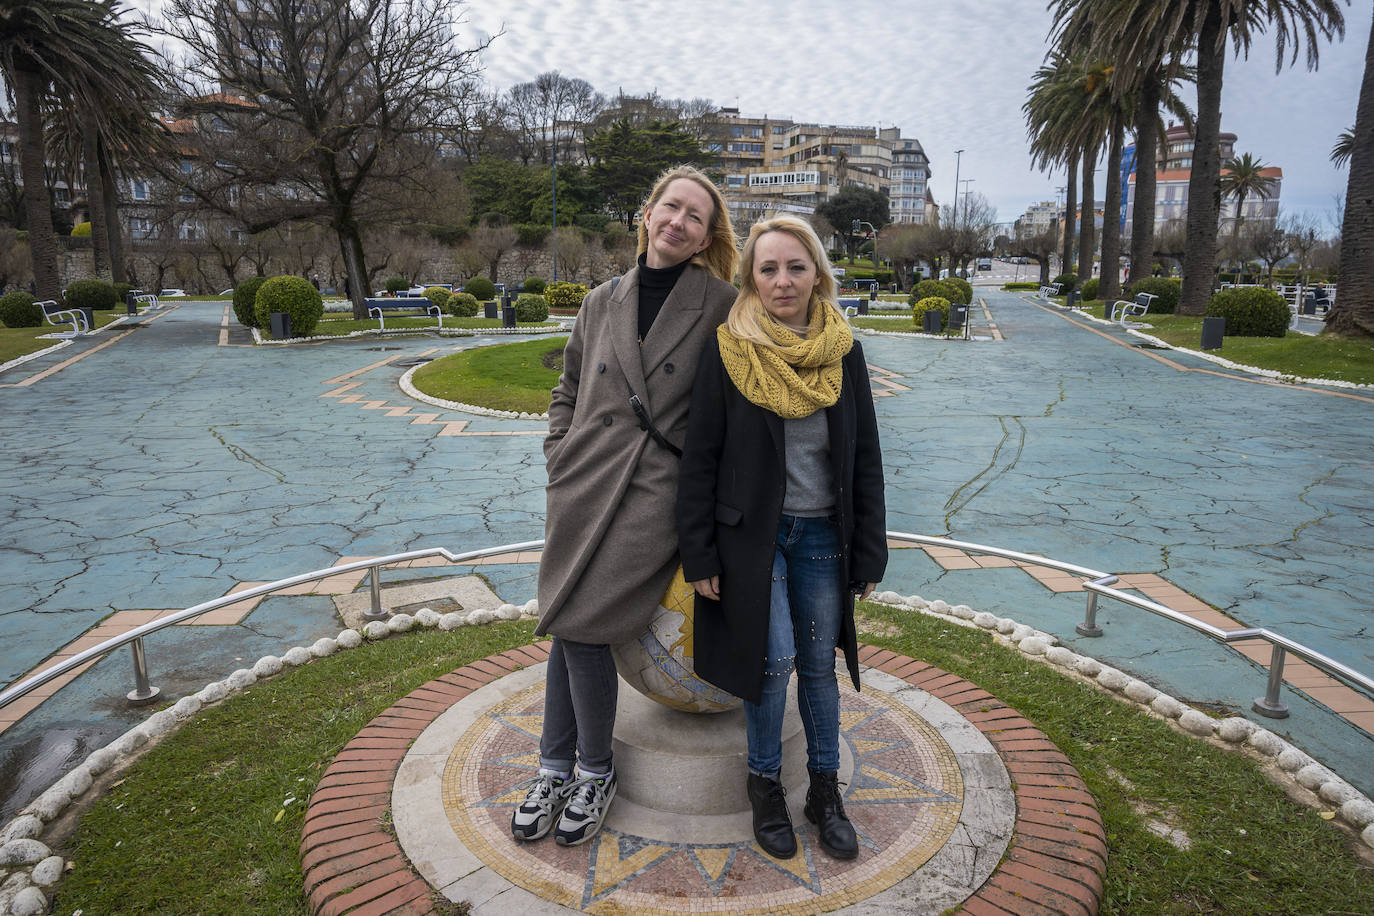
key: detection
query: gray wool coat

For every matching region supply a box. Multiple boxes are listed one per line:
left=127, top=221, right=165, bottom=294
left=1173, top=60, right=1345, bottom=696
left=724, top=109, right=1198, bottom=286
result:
left=535, top=263, right=737, bottom=645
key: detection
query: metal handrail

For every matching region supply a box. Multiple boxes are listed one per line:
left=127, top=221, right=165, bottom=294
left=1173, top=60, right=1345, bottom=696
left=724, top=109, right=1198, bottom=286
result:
left=0, top=540, right=542, bottom=713
left=885, top=532, right=1374, bottom=719
left=3, top=534, right=1370, bottom=723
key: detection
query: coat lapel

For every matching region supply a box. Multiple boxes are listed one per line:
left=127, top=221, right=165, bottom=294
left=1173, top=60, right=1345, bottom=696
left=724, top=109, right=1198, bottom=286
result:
left=608, top=267, right=648, bottom=400
left=640, top=265, right=709, bottom=381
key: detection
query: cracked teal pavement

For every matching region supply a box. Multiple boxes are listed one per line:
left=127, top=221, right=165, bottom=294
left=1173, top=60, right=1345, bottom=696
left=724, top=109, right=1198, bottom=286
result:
left=1, top=294, right=1370, bottom=817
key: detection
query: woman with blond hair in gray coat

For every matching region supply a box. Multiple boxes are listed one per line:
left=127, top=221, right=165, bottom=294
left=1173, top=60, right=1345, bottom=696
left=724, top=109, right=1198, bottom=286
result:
left=509, top=166, right=739, bottom=847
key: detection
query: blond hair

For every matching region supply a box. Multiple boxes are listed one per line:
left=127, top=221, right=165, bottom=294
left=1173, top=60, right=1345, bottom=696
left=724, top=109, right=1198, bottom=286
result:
left=636, top=166, right=739, bottom=282
left=725, top=216, right=844, bottom=349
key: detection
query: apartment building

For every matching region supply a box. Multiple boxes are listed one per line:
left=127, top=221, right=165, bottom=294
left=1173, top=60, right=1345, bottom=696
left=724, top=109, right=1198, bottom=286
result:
left=1123, top=124, right=1282, bottom=231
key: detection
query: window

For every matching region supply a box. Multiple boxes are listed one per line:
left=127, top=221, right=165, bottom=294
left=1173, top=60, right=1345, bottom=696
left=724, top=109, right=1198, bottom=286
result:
left=132, top=180, right=148, bottom=200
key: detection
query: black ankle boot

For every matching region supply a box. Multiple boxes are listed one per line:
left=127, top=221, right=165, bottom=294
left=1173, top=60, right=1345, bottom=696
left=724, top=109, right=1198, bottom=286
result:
left=746, top=772, right=797, bottom=859
left=804, top=769, right=857, bottom=859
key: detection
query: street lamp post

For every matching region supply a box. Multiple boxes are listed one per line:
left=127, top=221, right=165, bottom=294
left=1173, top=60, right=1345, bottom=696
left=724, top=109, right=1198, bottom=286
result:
left=551, top=120, right=558, bottom=282
left=952, top=149, right=964, bottom=229
left=960, top=178, right=975, bottom=224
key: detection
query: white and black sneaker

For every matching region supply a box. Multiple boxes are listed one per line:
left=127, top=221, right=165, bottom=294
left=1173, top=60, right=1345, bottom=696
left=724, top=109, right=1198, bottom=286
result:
left=553, top=765, right=617, bottom=846
left=510, top=769, right=572, bottom=841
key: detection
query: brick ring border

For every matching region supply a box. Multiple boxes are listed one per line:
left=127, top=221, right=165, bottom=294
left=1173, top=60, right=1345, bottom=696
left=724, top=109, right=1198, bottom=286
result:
left=300, top=642, right=1106, bottom=916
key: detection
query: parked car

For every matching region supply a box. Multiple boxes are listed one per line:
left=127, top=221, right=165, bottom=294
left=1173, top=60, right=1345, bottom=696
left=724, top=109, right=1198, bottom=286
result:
left=159, top=288, right=187, bottom=297
left=977, top=258, right=993, bottom=271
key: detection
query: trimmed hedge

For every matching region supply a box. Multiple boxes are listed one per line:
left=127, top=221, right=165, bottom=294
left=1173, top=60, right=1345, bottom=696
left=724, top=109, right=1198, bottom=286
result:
left=233, top=277, right=267, bottom=328
left=465, top=277, right=496, bottom=301
left=1127, top=277, right=1182, bottom=314
left=0, top=291, right=41, bottom=328
left=908, top=279, right=945, bottom=305
left=70, top=221, right=92, bottom=238
left=522, top=277, right=547, bottom=294
left=1206, top=287, right=1289, bottom=338
left=942, top=278, right=973, bottom=305
left=446, top=292, right=479, bottom=317
left=254, top=275, right=324, bottom=338
left=515, top=293, right=549, bottom=322
left=1003, top=282, right=1040, bottom=291
left=1053, top=273, right=1077, bottom=292
left=385, top=276, right=410, bottom=294
left=1080, top=278, right=1100, bottom=301
left=545, top=281, right=588, bottom=309
left=912, top=296, right=950, bottom=331
left=64, top=279, right=118, bottom=310
left=422, top=286, right=452, bottom=310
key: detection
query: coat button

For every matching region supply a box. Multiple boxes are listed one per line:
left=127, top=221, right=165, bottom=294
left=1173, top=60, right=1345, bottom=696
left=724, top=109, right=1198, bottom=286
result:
left=603, top=415, right=613, bottom=426
left=664, top=362, right=675, bottom=374
left=598, top=363, right=606, bottom=373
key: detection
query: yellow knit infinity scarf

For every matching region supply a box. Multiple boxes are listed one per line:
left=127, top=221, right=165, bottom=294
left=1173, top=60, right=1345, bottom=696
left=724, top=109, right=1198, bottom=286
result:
left=717, top=302, right=853, bottom=419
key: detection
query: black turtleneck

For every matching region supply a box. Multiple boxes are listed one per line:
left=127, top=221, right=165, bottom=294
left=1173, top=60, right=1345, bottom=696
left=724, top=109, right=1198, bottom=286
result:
left=636, top=252, right=689, bottom=342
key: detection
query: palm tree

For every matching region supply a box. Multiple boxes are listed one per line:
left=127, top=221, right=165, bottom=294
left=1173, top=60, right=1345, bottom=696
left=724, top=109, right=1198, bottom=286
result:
left=1054, top=0, right=1346, bottom=316
left=0, top=0, right=161, bottom=295
left=1331, top=126, right=1354, bottom=167
left=1024, top=53, right=1088, bottom=279
left=1327, top=12, right=1372, bottom=338
left=1219, top=152, right=1279, bottom=241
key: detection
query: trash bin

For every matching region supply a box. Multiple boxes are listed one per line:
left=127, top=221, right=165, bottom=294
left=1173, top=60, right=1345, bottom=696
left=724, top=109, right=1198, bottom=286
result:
left=270, top=312, right=292, bottom=338
left=1301, top=295, right=1316, bottom=316
left=125, top=293, right=138, bottom=315
left=501, top=304, right=516, bottom=329
left=869, top=284, right=878, bottom=302
left=1065, top=290, right=1079, bottom=308
left=483, top=302, right=498, bottom=319
left=922, top=310, right=942, bottom=334
left=949, top=305, right=968, bottom=335
left=77, top=307, right=95, bottom=330
left=1201, top=316, right=1225, bottom=350
left=858, top=298, right=869, bottom=316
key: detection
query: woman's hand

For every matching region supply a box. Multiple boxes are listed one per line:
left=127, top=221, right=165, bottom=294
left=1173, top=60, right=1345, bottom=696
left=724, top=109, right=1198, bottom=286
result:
left=855, top=583, right=875, bottom=600
left=691, top=576, right=720, bottom=600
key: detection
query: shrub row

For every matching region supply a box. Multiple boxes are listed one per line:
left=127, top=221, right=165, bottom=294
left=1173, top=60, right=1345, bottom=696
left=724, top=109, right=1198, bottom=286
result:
left=908, top=278, right=970, bottom=307
left=1207, top=287, right=1289, bottom=337
left=911, top=296, right=950, bottom=331
left=545, top=281, right=589, bottom=309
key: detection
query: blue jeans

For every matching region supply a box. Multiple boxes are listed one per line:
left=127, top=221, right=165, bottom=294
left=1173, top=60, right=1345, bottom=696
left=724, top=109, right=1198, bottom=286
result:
left=539, top=637, right=618, bottom=774
left=745, top=514, right=844, bottom=777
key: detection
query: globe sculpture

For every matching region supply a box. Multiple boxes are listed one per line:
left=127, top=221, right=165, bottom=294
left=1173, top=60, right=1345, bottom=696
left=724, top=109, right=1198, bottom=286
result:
left=611, top=566, right=742, bottom=713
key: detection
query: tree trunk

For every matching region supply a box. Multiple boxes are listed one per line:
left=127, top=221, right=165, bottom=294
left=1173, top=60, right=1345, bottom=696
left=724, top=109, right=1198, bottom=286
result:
left=338, top=220, right=369, bottom=319
left=1078, top=142, right=1096, bottom=282
left=13, top=64, right=62, bottom=301
left=1101, top=118, right=1124, bottom=300
left=80, top=112, right=111, bottom=280
left=1328, top=10, right=1374, bottom=337
left=1062, top=155, right=1078, bottom=278
left=1180, top=6, right=1226, bottom=317
left=1128, top=71, right=1161, bottom=289
left=99, top=140, right=126, bottom=284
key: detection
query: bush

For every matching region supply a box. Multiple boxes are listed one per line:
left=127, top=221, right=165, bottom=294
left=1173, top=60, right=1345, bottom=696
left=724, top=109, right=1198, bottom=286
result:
left=114, top=283, right=133, bottom=304
left=515, top=293, right=549, bottom=322
left=422, top=286, right=452, bottom=310
left=911, top=296, right=950, bottom=332
left=522, top=276, right=547, bottom=295
left=253, top=275, right=324, bottom=338
left=1080, top=278, right=1100, bottom=302
left=1206, top=287, right=1289, bottom=338
left=1127, top=276, right=1182, bottom=314
left=465, top=276, right=497, bottom=301
left=446, top=292, right=479, bottom=317
left=1003, top=281, right=1040, bottom=291
left=545, top=281, right=589, bottom=309
left=574, top=213, right=612, bottom=233
left=908, top=279, right=945, bottom=306
left=70, top=221, right=92, bottom=238
left=63, top=278, right=118, bottom=311
left=941, top=278, right=972, bottom=305
left=1052, top=273, right=1077, bottom=292
left=516, top=224, right=551, bottom=247
left=385, top=276, right=410, bottom=295
left=233, top=276, right=267, bottom=328
left=0, top=291, right=41, bottom=328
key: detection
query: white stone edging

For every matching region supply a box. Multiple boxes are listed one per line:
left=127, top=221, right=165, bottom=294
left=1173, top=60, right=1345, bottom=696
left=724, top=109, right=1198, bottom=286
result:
left=249, top=324, right=564, bottom=346
left=866, top=590, right=1374, bottom=852
left=0, top=599, right=541, bottom=916
left=398, top=364, right=550, bottom=421
left=0, top=340, right=72, bottom=376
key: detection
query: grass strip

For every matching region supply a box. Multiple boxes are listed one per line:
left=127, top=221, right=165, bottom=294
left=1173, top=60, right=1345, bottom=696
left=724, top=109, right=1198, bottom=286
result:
left=0, top=309, right=133, bottom=364
left=855, top=603, right=1374, bottom=914
left=1073, top=301, right=1374, bottom=386
left=309, top=316, right=556, bottom=336
left=55, top=621, right=537, bottom=915
left=52, top=607, right=1374, bottom=915
left=410, top=336, right=567, bottom=414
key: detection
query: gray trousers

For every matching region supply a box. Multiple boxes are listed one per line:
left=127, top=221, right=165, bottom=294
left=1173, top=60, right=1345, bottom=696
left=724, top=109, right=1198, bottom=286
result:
left=539, top=637, right=618, bottom=774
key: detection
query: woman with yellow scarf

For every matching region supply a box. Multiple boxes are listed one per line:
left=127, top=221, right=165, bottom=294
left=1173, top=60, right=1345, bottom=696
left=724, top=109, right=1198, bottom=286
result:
left=677, top=216, right=887, bottom=862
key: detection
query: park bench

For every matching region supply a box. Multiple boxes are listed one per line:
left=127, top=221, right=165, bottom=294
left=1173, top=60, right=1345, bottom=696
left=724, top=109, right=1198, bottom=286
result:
left=37, top=299, right=91, bottom=337
left=1038, top=282, right=1062, bottom=299
left=1110, top=292, right=1157, bottom=325
left=365, top=296, right=442, bottom=332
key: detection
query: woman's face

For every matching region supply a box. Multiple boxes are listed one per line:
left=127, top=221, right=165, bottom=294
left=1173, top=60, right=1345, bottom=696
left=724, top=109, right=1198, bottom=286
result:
left=752, top=231, right=817, bottom=331
left=642, top=179, right=714, bottom=268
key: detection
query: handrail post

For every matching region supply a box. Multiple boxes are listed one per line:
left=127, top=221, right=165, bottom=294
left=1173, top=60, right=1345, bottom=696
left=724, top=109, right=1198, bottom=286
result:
left=126, top=637, right=161, bottom=706
left=1076, top=575, right=1117, bottom=637
left=364, top=563, right=388, bottom=619
left=1253, top=644, right=1290, bottom=718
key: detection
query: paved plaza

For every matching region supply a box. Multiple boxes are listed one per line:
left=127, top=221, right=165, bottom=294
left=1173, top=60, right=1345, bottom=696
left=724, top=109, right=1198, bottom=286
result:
left=0, top=292, right=1371, bottom=910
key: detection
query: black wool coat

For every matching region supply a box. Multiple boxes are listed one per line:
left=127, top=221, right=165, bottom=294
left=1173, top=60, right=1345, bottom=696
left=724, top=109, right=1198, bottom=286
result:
left=675, top=335, right=888, bottom=705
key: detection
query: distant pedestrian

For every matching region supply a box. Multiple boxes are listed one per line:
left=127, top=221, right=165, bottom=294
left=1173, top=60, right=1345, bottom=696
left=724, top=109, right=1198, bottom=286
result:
left=310, top=275, right=320, bottom=290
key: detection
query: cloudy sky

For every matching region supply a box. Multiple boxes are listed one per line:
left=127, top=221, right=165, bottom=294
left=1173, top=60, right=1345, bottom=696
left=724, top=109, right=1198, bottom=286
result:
left=138, top=0, right=1365, bottom=231
left=455, top=0, right=1364, bottom=230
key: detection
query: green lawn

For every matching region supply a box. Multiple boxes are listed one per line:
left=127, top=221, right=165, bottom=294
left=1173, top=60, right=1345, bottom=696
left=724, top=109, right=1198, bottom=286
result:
left=409, top=335, right=567, bottom=413
left=0, top=308, right=130, bottom=364
left=1075, top=301, right=1374, bottom=386
left=50, top=607, right=1374, bottom=915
